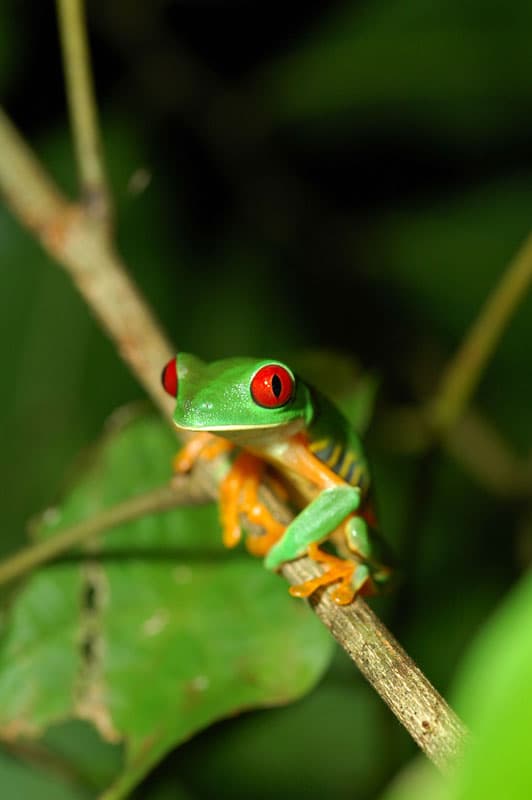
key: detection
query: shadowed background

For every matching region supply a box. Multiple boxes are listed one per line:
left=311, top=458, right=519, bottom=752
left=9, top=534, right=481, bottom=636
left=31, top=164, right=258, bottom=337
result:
left=2, top=2, right=532, bottom=798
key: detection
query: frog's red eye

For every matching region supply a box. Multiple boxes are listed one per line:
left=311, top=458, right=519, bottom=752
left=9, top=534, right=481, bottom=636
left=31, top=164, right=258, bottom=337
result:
left=161, top=357, right=178, bottom=397
left=250, top=364, right=294, bottom=408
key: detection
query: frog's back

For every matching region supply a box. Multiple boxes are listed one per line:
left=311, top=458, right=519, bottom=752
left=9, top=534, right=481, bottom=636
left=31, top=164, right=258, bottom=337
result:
left=307, top=389, right=370, bottom=495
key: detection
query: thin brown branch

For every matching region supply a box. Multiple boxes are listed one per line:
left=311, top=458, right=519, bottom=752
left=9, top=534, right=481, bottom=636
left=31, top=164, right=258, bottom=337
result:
left=429, top=231, right=532, bottom=433
left=0, top=477, right=210, bottom=588
left=0, top=106, right=467, bottom=771
left=56, top=0, right=112, bottom=227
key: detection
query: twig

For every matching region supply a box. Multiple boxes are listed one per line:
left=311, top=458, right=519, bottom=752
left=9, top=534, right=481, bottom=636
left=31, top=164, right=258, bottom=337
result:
left=0, top=108, right=468, bottom=769
left=0, top=478, right=210, bottom=588
left=429, top=231, right=532, bottom=433
left=56, top=0, right=112, bottom=228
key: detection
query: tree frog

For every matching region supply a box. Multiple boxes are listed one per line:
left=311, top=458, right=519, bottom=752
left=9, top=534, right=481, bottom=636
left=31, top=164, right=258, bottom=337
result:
left=161, top=354, right=392, bottom=605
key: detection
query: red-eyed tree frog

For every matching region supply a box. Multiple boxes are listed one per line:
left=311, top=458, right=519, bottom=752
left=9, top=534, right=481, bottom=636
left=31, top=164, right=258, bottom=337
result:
left=161, top=354, right=392, bottom=605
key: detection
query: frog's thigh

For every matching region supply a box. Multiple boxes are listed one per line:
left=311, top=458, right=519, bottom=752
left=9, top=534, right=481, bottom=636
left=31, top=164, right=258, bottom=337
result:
left=281, top=434, right=346, bottom=489
left=265, top=485, right=361, bottom=570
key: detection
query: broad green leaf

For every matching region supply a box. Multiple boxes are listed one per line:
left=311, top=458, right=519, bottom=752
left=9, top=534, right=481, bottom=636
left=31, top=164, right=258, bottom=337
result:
left=445, top=568, right=532, bottom=800
left=0, top=413, right=333, bottom=798
left=379, top=757, right=445, bottom=800
left=378, top=567, right=532, bottom=800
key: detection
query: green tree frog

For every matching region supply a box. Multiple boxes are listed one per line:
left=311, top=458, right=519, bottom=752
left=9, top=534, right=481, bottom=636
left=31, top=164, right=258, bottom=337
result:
left=162, top=354, right=392, bottom=605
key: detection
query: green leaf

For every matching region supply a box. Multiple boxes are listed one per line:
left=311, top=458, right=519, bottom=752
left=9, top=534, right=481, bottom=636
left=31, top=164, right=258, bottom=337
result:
left=0, top=413, right=333, bottom=798
left=378, top=757, right=445, bottom=800
left=445, top=569, right=532, bottom=800
left=0, top=747, right=89, bottom=800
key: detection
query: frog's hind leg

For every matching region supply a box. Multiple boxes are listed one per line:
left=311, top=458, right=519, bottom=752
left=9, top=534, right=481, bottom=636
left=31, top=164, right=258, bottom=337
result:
left=289, top=542, right=358, bottom=605
left=289, top=539, right=376, bottom=606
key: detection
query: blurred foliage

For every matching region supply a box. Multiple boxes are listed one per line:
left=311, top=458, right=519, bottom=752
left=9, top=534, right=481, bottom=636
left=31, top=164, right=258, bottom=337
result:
left=2, top=0, right=532, bottom=798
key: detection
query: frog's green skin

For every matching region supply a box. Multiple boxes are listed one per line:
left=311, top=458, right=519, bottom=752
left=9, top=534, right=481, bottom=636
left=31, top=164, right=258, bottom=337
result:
left=172, top=353, right=391, bottom=593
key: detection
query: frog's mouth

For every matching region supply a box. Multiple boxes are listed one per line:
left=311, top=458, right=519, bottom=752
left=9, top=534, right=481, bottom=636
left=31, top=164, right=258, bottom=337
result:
left=173, top=421, right=286, bottom=432
left=173, top=418, right=305, bottom=448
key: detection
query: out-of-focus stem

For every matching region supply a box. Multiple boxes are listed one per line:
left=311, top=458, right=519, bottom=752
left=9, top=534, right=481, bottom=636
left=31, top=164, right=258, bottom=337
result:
left=0, top=479, right=210, bottom=588
left=56, top=0, right=112, bottom=228
left=429, top=232, right=532, bottom=433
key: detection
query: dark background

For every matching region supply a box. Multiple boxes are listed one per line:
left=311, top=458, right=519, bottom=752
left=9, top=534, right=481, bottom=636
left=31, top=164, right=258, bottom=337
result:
left=2, top=2, right=532, bottom=798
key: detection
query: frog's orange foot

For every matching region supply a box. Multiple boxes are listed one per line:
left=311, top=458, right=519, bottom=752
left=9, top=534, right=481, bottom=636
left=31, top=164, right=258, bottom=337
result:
left=173, top=432, right=234, bottom=473
left=289, top=542, right=368, bottom=606
left=219, top=452, right=285, bottom=553
left=241, top=471, right=285, bottom=556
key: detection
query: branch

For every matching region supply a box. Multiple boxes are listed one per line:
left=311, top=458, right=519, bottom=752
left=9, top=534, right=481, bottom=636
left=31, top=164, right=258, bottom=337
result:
left=0, top=107, right=467, bottom=771
left=0, top=108, right=174, bottom=417
left=0, top=477, right=210, bottom=588
left=429, top=231, right=532, bottom=433
left=56, top=0, right=112, bottom=228
left=283, top=559, right=467, bottom=772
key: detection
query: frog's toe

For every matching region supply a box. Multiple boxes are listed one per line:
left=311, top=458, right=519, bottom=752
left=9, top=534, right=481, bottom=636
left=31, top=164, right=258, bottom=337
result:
left=239, top=466, right=285, bottom=556
left=288, top=543, right=355, bottom=602
left=289, top=574, right=337, bottom=599
left=173, top=432, right=233, bottom=473
left=219, top=452, right=284, bottom=551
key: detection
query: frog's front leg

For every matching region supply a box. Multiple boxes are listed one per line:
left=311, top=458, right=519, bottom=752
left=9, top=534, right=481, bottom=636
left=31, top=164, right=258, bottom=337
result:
left=173, top=432, right=234, bottom=473
left=175, top=436, right=285, bottom=552
left=220, top=452, right=285, bottom=552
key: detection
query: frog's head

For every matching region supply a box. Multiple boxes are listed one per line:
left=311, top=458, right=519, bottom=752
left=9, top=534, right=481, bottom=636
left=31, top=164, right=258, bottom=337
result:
left=161, top=353, right=313, bottom=441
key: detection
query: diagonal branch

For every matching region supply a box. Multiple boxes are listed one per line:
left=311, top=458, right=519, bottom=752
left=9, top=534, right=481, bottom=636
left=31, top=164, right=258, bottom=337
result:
left=283, top=558, right=466, bottom=772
